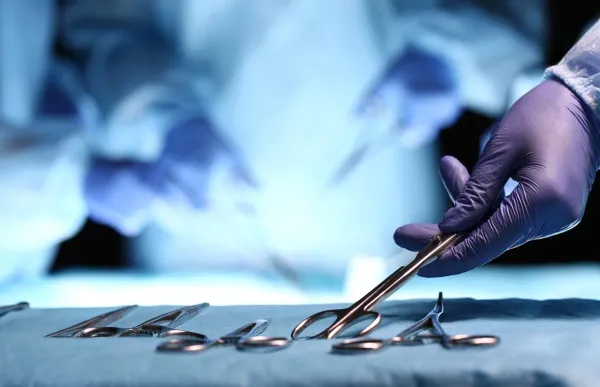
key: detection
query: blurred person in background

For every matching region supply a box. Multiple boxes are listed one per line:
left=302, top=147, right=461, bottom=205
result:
left=0, top=0, right=547, bottom=292
left=0, top=0, right=93, bottom=281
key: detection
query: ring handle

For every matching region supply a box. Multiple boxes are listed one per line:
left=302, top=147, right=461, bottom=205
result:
left=291, top=309, right=382, bottom=340
left=331, top=338, right=386, bottom=353
left=156, top=338, right=213, bottom=353
left=355, top=311, right=381, bottom=337
left=291, top=310, right=342, bottom=340
left=73, top=327, right=120, bottom=338
left=160, top=329, right=208, bottom=340
left=445, top=334, right=500, bottom=347
left=236, top=336, right=291, bottom=351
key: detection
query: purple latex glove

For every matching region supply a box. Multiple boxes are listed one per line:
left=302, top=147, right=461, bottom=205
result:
left=84, top=116, right=250, bottom=235
left=394, top=79, right=600, bottom=277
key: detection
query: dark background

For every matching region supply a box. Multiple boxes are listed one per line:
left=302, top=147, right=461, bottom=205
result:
left=51, top=1, right=600, bottom=273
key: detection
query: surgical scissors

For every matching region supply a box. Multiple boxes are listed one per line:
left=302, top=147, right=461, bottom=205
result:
left=73, top=303, right=210, bottom=338
left=46, top=305, right=138, bottom=337
left=291, top=232, right=465, bottom=340
left=331, top=292, right=499, bottom=353
left=156, top=318, right=291, bottom=353
left=0, top=302, right=29, bottom=319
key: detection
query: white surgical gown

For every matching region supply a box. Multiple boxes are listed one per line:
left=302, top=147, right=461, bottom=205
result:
left=0, top=0, right=548, bottom=287
left=0, top=0, right=91, bottom=281
left=545, top=18, right=600, bottom=123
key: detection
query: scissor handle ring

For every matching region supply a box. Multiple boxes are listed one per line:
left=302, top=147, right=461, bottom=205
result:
left=389, top=336, right=430, bottom=346
left=159, top=329, right=208, bottom=340
left=156, top=338, right=212, bottom=353
left=445, top=334, right=500, bottom=347
left=291, top=310, right=343, bottom=340
left=331, top=338, right=387, bottom=353
left=291, top=309, right=381, bottom=340
left=73, top=326, right=121, bottom=338
left=354, top=311, right=381, bottom=337
left=236, top=336, right=291, bottom=350
left=116, top=324, right=166, bottom=337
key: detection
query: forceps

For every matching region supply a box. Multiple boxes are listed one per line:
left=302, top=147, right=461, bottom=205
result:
left=156, top=318, right=291, bottom=353
left=291, top=233, right=465, bottom=340
left=0, top=302, right=29, bottom=319
left=46, top=305, right=138, bottom=337
left=331, top=292, right=499, bottom=354
left=74, top=303, right=209, bottom=338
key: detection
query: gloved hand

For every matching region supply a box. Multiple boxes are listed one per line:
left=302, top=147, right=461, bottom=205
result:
left=84, top=116, right=252, bottom=235
left=358, top=46, right=462, bottom=148
left=393, top=79, right=600, bottom=277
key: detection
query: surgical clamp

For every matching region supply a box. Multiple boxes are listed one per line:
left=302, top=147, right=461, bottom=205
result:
left=156, top=318, right=291, bottom=353
left=46, top=305, right=138, bottom=337
left=331, top=292, right=499, bottom=353
left=73, top=303, right=209, bottom=338
left=291, top=232, right=465, bottom=340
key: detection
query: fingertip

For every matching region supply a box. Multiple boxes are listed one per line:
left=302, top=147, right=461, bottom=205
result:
left=439, top=155, right=460, bottom=169
left=439, top=141, right=516, bottom=232
left=438, top=156, right=470, bottom=203
left=393, top=223, right=440, bottom=251
left=439, top=156, right=469, bottom=179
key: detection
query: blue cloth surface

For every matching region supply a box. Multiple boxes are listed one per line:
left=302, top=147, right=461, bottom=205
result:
left=1, top=297, right=600, bottom=387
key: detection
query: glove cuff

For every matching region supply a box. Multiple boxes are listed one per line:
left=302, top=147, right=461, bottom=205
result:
left=546, top=77, right=600, bottom=171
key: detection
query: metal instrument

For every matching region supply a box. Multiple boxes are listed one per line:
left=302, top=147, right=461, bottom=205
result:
left=291, top=233, right=465, bottom=340
left=328, top=123, right=399, bottom=185
left=46, top=305, right=138, bottom=337
left=73, top=303, right=210, bottom=338
left=328, top=76, right=408, bottom=186
left=0, top=302, right=29, bottom=319
left=156, top=318, right=291, bottom=353
left=331, top=292, right=499, bottom=353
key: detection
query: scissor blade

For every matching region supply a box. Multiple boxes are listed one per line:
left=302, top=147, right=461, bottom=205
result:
left=45, top=305, right=137, bottom=338
left=220, top=319, right=271, bottom=344
left=137, top=303, right=210, bottom=329
left=329, top=144, right=370, bottom=184
left=0, top=302, right=29, bottom=318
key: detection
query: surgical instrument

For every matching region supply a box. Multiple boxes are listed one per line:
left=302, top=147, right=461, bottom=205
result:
left=328, top=121, right=400, bottom=185
left=0, top=302, right=29, bottom=319
left=327, top=78, right=408, bottom=186
left=156, top=318, right=291, bottom=353
left=46, top=305, right=138, bottom=337
left=331, top=292, right=499, bottom=354
left=291, top=232, right=465, bottom=340
left=74, top=303, right=209, bottom=338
